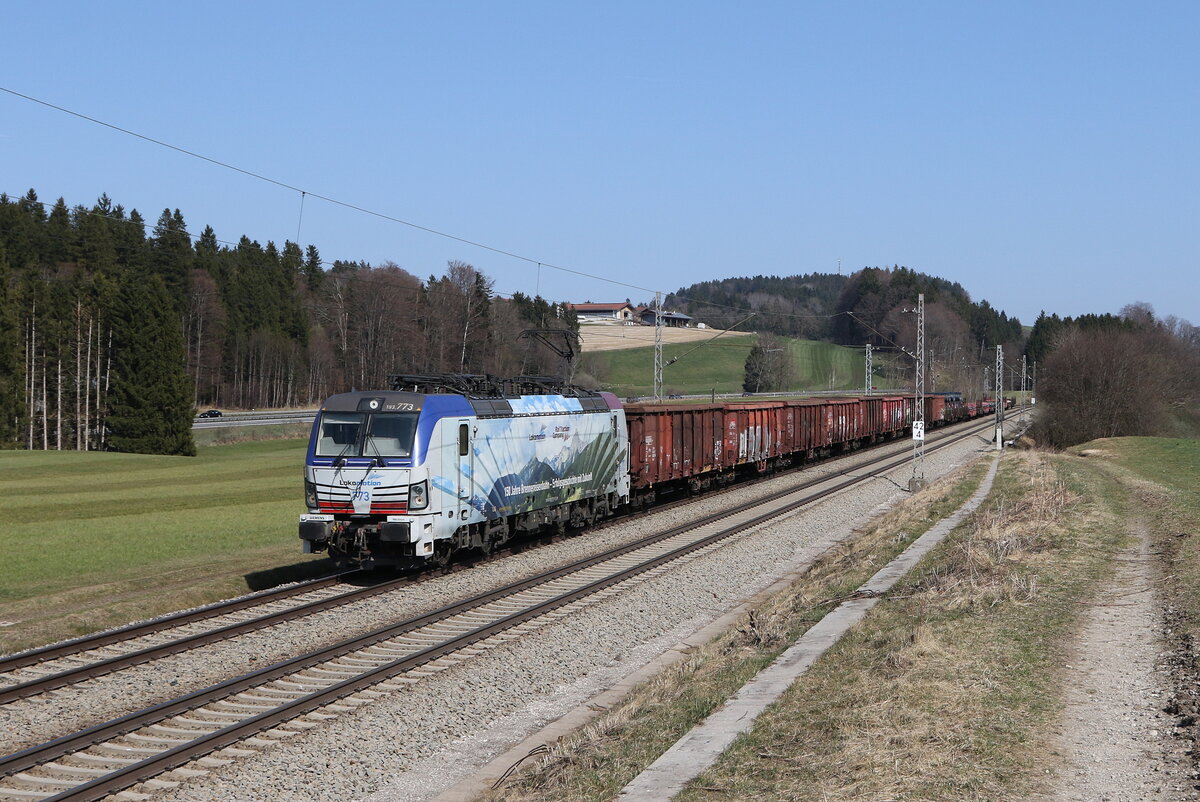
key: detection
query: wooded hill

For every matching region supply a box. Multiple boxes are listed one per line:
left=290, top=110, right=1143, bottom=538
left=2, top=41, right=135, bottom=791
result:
left=666, top=267, right=1026, bottom=394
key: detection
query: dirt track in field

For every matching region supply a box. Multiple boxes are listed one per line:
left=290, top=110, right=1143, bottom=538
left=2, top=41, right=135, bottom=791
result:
left=577, top=323, right=749, bottom=352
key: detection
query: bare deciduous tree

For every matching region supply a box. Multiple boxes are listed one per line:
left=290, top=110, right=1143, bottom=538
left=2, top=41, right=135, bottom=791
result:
left=1033, top=317, right=1199, bottom=446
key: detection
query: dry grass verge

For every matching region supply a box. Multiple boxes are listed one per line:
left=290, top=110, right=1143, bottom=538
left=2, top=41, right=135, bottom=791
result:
left=685, top=453, right=1124, bottom=800
left=483, top=450, right=1129, bottom=801
left=192, top=422, right=311, bottom=446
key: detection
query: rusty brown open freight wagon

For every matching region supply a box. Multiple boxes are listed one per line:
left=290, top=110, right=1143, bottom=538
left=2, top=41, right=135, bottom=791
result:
left=623, top=395, right=916, bottom=493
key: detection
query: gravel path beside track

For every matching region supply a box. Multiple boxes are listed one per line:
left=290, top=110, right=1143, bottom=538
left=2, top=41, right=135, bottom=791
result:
left=126, top=428, right=998, bottom=802
left=1041, top=522, right=1192, bottom=801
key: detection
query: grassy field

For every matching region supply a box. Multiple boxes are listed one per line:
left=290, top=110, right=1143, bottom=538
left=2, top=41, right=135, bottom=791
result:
left=783, top=337, right=870, bottom=391
left=485, top=438, right=1196, bottom=801
left=0, top=438, right=326, bottom=653
left=1091, top=439, right=1200, bottom=621
left=583, top=334, right=870, bottom=397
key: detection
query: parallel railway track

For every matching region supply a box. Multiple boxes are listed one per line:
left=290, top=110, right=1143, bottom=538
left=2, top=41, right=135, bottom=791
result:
left=0, top=414, right=1015, bottom=801
left=0, top=573, right=406, bottom=706
left=0, top=573, right=348, bottom=676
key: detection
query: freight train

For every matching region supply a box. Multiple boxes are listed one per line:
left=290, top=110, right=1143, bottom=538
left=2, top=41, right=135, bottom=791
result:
left=299, top=375, right=1003, bottom=569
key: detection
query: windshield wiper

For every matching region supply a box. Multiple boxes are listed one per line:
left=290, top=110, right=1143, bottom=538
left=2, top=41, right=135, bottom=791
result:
left=332, top=435, right=358, bottom=469
left=363, top=432, right=384, bottom=468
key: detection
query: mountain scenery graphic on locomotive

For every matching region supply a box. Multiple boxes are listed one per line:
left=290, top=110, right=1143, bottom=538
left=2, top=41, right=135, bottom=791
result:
left=433, top=394, right=624, bottom=520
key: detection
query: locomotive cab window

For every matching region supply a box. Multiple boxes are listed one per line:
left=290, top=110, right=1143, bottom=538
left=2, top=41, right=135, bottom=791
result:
left=458, top=423, right=469, bottom=456
left=314, top=411, right=418, bottom=458
left=316, top=413, right=363, bottom=457
left=364, top=413, right=418, bottom=457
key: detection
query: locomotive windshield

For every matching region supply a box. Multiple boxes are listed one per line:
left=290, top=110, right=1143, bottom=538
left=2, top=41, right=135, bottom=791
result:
left=314, top=412, right=418, bottom=458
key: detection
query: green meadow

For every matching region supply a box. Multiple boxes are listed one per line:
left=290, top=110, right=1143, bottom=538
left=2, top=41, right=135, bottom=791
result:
left=0, top=439, right=326, bottom=652
left=587, top=334, right=871, bottom=397
left=783, top=337, right=872, bottom=391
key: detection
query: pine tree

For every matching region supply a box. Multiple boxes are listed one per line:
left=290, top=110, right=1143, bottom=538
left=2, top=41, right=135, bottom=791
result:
left=106, top=270, right=196, bottom=456
left=302, top=244, right=323, bottom=291
left=45, top=197, right=74, bottom=266
left=0, top=241, right=25, bottom=444
left=151, top=208, right=193, bottom=310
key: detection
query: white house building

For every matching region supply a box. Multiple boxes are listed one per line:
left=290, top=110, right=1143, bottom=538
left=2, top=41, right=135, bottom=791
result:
left=569, top=302, right=637, bottom=321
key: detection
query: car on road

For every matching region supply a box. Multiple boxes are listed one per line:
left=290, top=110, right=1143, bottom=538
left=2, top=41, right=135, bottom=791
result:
left=197, top=409, right=223, bottom=418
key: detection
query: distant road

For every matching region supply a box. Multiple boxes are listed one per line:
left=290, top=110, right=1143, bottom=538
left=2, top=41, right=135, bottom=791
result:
left=192, top=410, right=316, bottom=429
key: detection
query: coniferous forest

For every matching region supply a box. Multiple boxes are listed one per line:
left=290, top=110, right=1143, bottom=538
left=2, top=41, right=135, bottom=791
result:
left=0, top=190, right=577, bottom=455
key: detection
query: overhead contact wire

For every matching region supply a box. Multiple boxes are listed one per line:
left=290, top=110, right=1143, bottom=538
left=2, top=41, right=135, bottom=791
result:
left=3, top=86, right=931, bottom=324
left=1, top=86, right=660, bottom=296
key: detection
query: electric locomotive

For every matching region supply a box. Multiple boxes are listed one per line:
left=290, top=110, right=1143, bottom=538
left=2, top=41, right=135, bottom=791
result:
left=299, top=375, right=630, bottom=569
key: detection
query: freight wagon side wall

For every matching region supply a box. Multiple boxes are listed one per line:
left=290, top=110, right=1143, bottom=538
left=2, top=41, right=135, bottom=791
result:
left=863, top=396, right=883, bottom=438
left=924, top=395, right=946, bottom=424
left=626, top=404, right=725, bottom=489
left=850, top=399, right=867, bottom=439
left=728, top=403, right=785, bottom=463
left=792, top=401, right=828, bottom=450
left=881, top=397, right=908, bottom=434
left=827, top=399, right=855, bottom=445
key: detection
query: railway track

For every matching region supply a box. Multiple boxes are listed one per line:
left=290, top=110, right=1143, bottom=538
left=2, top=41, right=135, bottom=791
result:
left=0, top=572, right=414, bottom=706
left=0, top=414, right=1013, bottom=801
left=0, top=411, right=1011, bottom=708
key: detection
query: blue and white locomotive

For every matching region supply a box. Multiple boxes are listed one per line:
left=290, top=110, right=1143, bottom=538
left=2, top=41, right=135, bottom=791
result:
left=299, top=376, right=630, bottom=569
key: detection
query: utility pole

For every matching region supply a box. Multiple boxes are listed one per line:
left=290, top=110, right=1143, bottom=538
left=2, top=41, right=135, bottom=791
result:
left=995, top=344, right=1004, bottom=449
left=1021, top=354, right=1027, bottom=407
left=1032, top=361, right=1037, bottom=405
left=864, top=343, right=872, bottom=396
left=910, top=293, right=926, bottom=490
left=652, top=291, right=664, bottom=402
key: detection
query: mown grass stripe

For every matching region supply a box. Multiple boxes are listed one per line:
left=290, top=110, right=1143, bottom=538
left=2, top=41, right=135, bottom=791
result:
left=0, top=438, right=325, bottom=653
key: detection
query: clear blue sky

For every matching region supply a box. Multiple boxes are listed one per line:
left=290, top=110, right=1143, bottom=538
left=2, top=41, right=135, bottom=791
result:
left=2, top=1, right=1196, bottom=327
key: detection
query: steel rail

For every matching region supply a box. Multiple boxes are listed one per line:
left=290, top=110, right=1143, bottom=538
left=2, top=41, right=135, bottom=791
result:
left=0, top=573, right=351, bottom=675
left=0, top=573, right=409, bottom=705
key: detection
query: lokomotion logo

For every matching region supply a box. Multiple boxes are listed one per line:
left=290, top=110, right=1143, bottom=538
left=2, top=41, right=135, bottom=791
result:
left=340, top=472, right=384, bottom=487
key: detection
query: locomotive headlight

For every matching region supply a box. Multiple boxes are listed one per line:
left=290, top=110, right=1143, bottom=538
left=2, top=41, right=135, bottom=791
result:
left=408, top=479, right=428, bottom=510
left=305, top=480, right=318, bottom=510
